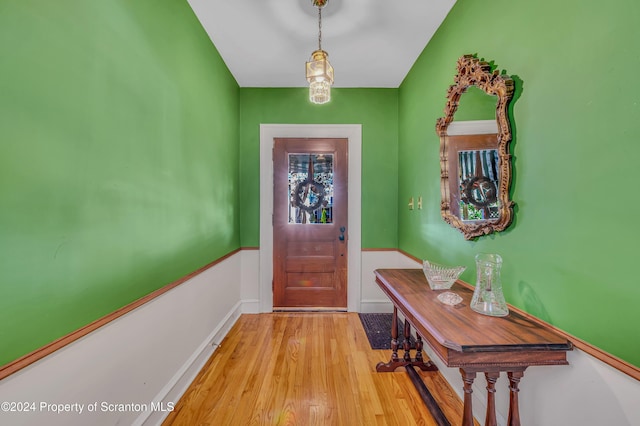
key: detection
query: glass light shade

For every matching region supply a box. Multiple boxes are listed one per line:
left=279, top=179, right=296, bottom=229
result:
left=306, top=50, right=334, bottom=104
left=309, top=80, right=331, bottom=104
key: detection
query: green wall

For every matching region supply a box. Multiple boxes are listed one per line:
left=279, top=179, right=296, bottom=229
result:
left=239, top=88, right=398, bottom=248
left=3, top=0, right=636, bottom=372
left=399, top=0, right=640, bottom=366
left=0, top=1, right=240, bottom=366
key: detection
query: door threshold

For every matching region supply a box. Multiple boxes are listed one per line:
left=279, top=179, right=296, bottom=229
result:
left=273, top=307, right=348, bottom=313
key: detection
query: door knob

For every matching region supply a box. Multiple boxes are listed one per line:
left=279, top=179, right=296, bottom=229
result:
left=339, top=226, right=346, bottom=241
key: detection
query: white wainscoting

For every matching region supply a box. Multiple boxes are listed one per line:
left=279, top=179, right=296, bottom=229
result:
left=359, top=250, right=420, bottom=313
left=1, top=249, right=637, bottom=426
left=0, top=252, right=246, bottom=426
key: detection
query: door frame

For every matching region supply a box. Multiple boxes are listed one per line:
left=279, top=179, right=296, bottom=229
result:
left=259, top=124, right=362, bottom=312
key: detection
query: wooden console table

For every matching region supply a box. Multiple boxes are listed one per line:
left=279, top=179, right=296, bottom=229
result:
left=374, top=269, right=572, bottom=426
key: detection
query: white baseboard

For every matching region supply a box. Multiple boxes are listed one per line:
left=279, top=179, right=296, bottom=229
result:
left=241, top=298, right=261, bottom=314
left=359, top=299, right=394, bottom=313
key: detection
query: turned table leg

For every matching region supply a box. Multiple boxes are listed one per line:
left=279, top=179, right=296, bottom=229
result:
left=390, top=307, right=399, bottom=363
left=460, top=369, right=477, bottom=426
left=484, top=372, right=500, bottom=426
left=507, top=370, right=525, bottom=426
left=415, top=334, right=424, bottom=362
left=376, top=309, right=437, bottom=374
left=403, top=318, right=412, bottom=361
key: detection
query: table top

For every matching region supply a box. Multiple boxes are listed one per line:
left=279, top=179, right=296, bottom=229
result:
left=375, top=269, right=572, bottom=367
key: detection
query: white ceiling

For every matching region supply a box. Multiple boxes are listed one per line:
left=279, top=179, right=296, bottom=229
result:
left=187, top=0, right=456, bottom=88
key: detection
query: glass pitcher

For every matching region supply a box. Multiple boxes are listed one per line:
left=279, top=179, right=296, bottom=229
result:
left=470, top=253, right=509, bottom=317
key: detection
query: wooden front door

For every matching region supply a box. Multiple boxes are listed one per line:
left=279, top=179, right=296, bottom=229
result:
left=273, top=138, right=348, bottom=310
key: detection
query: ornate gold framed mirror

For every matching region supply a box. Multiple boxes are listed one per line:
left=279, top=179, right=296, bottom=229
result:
left=436, top=55, right=515, bottom=240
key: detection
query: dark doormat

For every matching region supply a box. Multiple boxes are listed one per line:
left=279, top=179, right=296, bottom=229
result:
left=358, top=313, right=415, bottom=350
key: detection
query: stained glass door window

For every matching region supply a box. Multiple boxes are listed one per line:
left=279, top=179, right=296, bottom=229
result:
left=288, top=153, right=334, bottom=224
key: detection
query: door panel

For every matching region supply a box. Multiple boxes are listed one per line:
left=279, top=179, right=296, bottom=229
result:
left=285, top=257, right=335, bottom=273
left=273, top=138, right=348, bottom=309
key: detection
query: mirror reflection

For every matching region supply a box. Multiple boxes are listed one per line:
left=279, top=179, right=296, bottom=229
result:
left=456, top=86, right=497, bottom=121
left=458, top=148, right=499, bottom=220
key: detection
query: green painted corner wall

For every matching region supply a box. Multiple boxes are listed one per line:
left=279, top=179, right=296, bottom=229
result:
left=398, top=0, right=640, bottom=366
left=239, top=88, right=399, bottom=249
left=0, top=1, right=240, bottom=366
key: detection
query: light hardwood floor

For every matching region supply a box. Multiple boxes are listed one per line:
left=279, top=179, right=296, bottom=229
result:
left=163, top=313, right=471, bottom=426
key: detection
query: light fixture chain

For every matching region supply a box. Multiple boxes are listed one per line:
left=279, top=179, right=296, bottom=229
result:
left=318, top=6, right=322, bottom=51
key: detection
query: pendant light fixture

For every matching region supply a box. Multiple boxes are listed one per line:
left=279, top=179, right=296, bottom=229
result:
left=305, top=0, right=334, bottom=104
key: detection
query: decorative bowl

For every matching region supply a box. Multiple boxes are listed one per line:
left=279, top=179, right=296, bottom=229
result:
left=437, top=291, right=463, bottom=306
left=422, top=260, right=466, bottom=290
